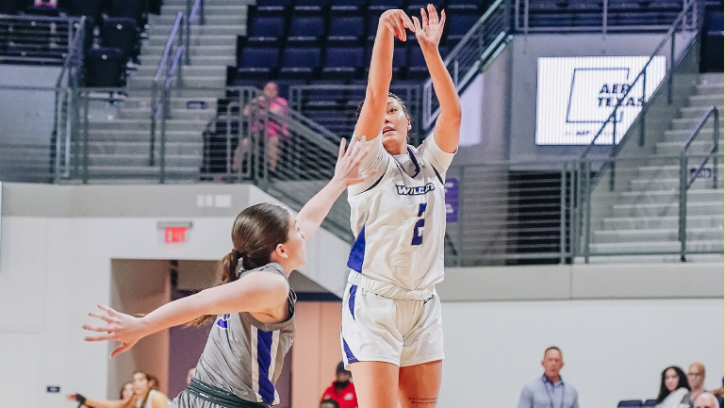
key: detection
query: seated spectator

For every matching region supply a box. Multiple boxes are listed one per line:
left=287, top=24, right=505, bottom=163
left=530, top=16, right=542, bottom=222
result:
left=685, top=363, right=708, bottom=407
left=320, top=361, right=358, bottom=408
left=656, top=366, right=691, bottom=408
left=321, top=399, right=340, bottom=408
left=693, top=393, right=721, bottom=408
left=233, top=81, right=291, bottom=174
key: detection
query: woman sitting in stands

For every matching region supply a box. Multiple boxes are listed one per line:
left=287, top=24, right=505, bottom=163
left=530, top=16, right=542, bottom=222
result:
left=656, top=366, right=691, bottom=408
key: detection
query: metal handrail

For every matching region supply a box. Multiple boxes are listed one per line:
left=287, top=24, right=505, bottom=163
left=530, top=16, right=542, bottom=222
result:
left=579, top=0, right=699, bottom=159
left=155, top=12, right=184, bottom=82
left=678, top=107, right=720, bottom=262
left=514, top=0, right=695, bottom=33
left=185, top=0, right=205, bottom=65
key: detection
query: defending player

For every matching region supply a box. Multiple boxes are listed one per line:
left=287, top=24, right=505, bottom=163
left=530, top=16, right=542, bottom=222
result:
left=341, top=5, right=461, bottom=408
left=82, top=137, right=371, bottom=408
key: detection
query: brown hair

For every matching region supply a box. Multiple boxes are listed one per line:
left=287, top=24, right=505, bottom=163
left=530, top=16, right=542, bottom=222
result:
left=187, top=203, right=291, bottom=326
left=118, top=381, right=132, bottom=399
left=544, top=346, right=562, bottom=357
left=133, top=371, right=152, bottom=408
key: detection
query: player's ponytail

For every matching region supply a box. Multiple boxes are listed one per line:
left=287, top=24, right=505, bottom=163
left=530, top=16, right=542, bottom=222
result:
left=187, top=203, right=291, bottom=326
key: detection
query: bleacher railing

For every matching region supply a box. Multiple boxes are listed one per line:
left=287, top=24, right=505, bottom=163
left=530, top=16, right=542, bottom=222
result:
left=421, top=0, right=510, bottom=131
left=514, top=0, right=698, bottom=34
left=0, top=14, right=81, bottom=65
left=580, top=0, right=702, bottom=162
left=0, top=84, right=721, bottom=260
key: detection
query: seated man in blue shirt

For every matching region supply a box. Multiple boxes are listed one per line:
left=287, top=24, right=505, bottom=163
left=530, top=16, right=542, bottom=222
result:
left=518, top=346, right=580, bottom=408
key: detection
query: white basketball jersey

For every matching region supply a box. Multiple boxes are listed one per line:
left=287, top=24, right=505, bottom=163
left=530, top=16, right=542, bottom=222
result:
left=346, top=134, right=455, bottom=291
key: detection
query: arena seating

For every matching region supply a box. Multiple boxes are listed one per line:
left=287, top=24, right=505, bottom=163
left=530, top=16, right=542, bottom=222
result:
left=515, top=0, right=687, bottom=32
left=234, top=0, right=476, bottom=88
left=0, top=0, right=155, bottom=85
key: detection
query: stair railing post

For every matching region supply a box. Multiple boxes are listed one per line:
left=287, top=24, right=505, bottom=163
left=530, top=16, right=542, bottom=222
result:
left=584, top=160, right=592, bottom=264
left=640, top=68, right=647, bottom=146
left=678, top=154, right=688, bottom=262
left=160, top=86, right=168, bottom=184
left=458, top=166, right=464, bottom=266
left=668, top=28, right=675, bottom=104
left=82, top=91, right=90, bottom=184
left=713, top=108, right=719, bottom=189
left=559, top=163, right=566, bottom=264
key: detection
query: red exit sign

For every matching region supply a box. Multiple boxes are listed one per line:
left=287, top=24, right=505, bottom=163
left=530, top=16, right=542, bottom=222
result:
left=164, top=227, right=186, bottom=243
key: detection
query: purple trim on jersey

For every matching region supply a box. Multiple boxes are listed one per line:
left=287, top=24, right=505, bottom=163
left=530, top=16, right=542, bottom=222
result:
left=256, top=329, right=276, bottom=404
left=215, top=314, right=229, bottom=329
left=406, top=146, right=420, bottom=178
left=342, top=337, right=358, bottom=364
left=346, top=226, right=366, bottom=273
left=348, top=285, right=357, bottom=320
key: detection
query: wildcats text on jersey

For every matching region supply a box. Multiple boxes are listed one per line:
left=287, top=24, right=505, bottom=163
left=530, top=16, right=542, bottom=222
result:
left=396, top=183, right=435, bottom=195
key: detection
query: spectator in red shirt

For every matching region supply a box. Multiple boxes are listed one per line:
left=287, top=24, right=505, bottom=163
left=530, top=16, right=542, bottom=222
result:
left=320, top=362, right=358, bottom=408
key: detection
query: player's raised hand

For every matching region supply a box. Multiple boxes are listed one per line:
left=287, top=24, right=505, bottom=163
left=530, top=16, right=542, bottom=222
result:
left=412, top=4, right=446, bottom=49
left=333, top=136, right=374, bottom=187
left=378, top=9, right=415, bottom=41
left=83, top=304, right=148, bottom=358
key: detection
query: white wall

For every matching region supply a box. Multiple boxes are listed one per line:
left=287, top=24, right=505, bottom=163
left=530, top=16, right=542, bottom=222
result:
left=440, top=298, right=724, bottom=408
left=0, top=183, right=350, bottom=408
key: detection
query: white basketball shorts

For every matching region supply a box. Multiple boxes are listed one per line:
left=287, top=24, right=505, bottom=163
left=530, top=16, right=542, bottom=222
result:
left=340, top=272, right=444, bottom=370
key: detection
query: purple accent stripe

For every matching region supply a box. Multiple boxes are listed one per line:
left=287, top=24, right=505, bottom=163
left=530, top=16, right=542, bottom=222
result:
left=346, top=226, right=365, bottom=273
left=348, top=285, right=357, bottom=320
left=406, top=146, right=420, bottom=178
left=256, top=330, right=276, bottom=404
left=215, top=315, right=229, bottom=329
left=342, top=337, right=358, bottom=364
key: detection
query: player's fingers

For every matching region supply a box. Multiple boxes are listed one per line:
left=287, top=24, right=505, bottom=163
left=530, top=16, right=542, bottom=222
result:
left=88, top=311, right=117, bottom=324
left=399, top=11, right=415, bottom=31
left=84, top=332, right=118, bottom=342
left=391, top=14, right=405, bottom=41
left=440, top=9, right=446, bottom=27
left=337, top=138, right=346, bottom=161
left=82, top=323, right=114, bottom=333
left=97, top=304, right=120, bottom=317
left=428, top=4, right=439, bottom=24
left=110, top=343, right=133, bottom=358
left=421, top=7, right=429, bottom=28
left=412, top=16, right=422, bottom=33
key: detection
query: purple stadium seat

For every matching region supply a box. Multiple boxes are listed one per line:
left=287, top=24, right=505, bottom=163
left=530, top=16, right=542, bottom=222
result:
left=368, top=0, right=405, bottom=10
left=256, top=0, right=292, bottom=12
left=102, top=17, right=137, bottom=61
left=238, top=47, right=279, bottom=79
left=288, top=16, right=324, bottom=44
left=328, top=16, right=364, bottom=43
left=110, top=0, right=144, bottom=20
left=448, top=13, right=479, bottom=39
left=325, top=47, right=363, bottom=67
left=247, top=16, right=285, bottom=44
left=446, top=0, right=480, bottom=11
left=279, top=47, right=321, bottom=79
left=330, top=0, right=365, bottom=13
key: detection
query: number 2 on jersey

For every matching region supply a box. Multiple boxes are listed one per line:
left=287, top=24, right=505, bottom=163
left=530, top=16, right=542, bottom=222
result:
left=411, top=203, right=427, bottom=246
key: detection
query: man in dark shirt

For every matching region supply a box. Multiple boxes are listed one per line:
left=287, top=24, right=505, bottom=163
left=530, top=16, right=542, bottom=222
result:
left=320, top=362, right=358, bottom=408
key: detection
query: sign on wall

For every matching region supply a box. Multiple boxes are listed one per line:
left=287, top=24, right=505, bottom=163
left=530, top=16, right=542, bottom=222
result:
left=535, top=56, right=666, bottom=145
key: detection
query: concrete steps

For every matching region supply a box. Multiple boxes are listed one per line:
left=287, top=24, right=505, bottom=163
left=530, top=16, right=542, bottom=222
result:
left=147, top=34, right=237, bottom=47
left=656, top=140, right=724, bottom=155
left=589, top=239, right=723, bottom=255
left=602, top=214, right=724, bottom=230
left=592, top=226, right=723, bottom=244
left=84, top=0, right=248, bottom=181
